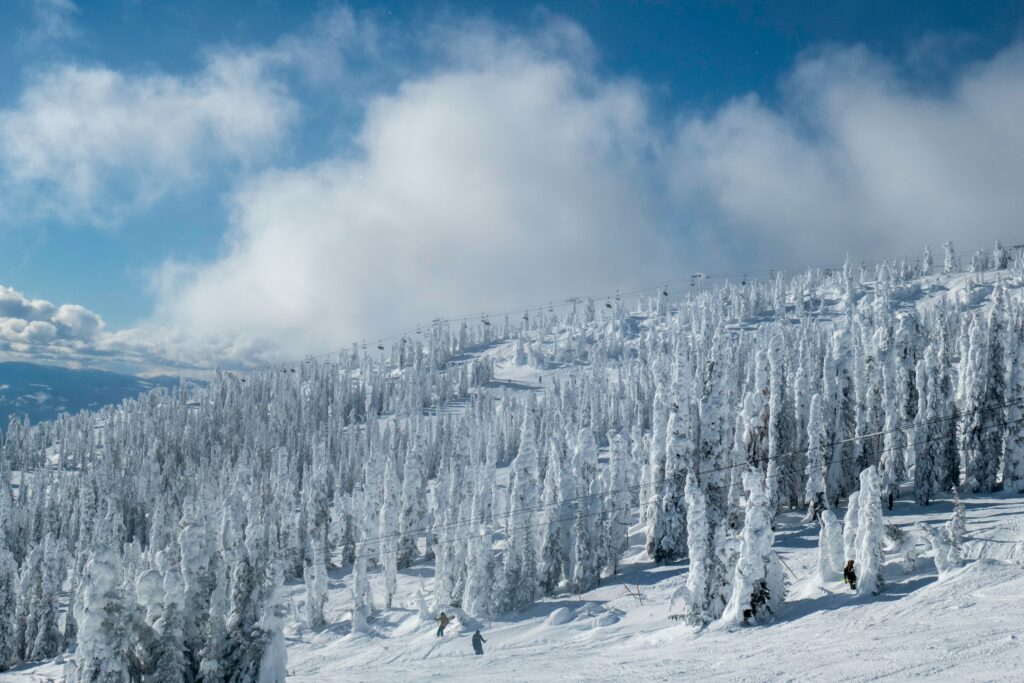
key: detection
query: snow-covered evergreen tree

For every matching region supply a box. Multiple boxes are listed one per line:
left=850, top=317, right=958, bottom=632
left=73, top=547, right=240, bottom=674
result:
left=603, top=431, right=631, bottom=575
left=1004, top=317, right=1024, bottom=493
left=378, top=454, right=401, bottom=609
left=674, top=473, right=710, bottom=625
left=804, top=394, right=828, bottom=518
left=571, top=429, right=604, bottom=594
left=943, top=240, right=957, bottom=274
left=0, top=544, right=18, bottom=671
left=397, top=429, right=426, bottom=569
left=722, top=471, right=785, bottom=625
left=646, top=358, right=694, bottom=562
left=496, top=410, right=541, bottom=612
left=855, top=466, right=885, bottom=596
left=816, top=510, right=844, bottom=584
left=150, top=563, right=189, bottom=683
left=67, top=544, right=138, bottom=683
left=963, top=288, right=1007, bottom=493
left=842, top=491, right=860, bottom=564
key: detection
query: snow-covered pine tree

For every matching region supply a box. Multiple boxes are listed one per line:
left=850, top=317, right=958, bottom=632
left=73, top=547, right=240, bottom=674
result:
left=0, top=544, right=17, bottom=671
left=461, top=468, right=494, bottom=619
left=945, top=485, right=967, bottom=548
left=879, top=346, right=902, bottom=507
left=675, top=473, right=710, bottom=625
left=67, top=544, right=139, bottom=683
left=943, top=241, right=957, bottom=274
left=150, top=563, right=189, bottom=683
left=350, top=488, right=372, bottom=633
left=804, top=394, right=828, bottom=519
left=303, top=533, right=328, bottom=628
left=198, top=558, right=229, bottom=683
left=816, top=510, right=844, bottom=584
left=1004, top=316, right=1024, bottom=493
left=21, top=533, right=65, bottom=662
left=642, top=363, right=671, bottom=526
left=855, top=466, right=885, bottom=595
left=935, top=325, right=961, bottom=490
left=766, top=334, right=795, bottom=512
left=722, top=470, right=786, bottom=625
left=842, top=490, right=860, bottom=565
left=914, top=522, right=961, bottom=576
left=828, top=329, right=857, bottom=503
left=914, top=353, right=937, bottom=505
left=255, top=561, right=287, bottom=683
left=603, top=431, right=631, bottom=575
left=496, top=410, right=541, bottom=612
left=378, top=454, right=401, bottom=609
left=539, top=441, right=567, bottom=594
left=571, top=428, right=603, bottom=594
left=646, top=358, right=694, bottom=562
left=397, top=428, right=426, bottom=569
left=963, top=287, right=1007, bottom=493
left=178, top=514, right=211, bottom=673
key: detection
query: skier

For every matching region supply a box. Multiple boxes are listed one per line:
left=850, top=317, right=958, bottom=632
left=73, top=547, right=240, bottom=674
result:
left=436, top=611, right=451, bottom=637
left=471, top=629, right=486, bottom=655
left=843, top=560, right=857, bottom=591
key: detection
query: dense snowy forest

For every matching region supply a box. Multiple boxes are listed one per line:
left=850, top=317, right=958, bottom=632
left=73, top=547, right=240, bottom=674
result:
left=2, top=241, right=1024, bottom=681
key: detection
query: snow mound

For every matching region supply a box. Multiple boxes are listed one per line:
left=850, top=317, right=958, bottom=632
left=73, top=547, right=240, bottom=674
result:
left=545, top=607, right=575, bottom=625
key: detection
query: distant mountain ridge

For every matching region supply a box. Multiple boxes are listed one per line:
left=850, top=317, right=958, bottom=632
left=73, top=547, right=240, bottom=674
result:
left=0, top=361, right=181, bottom=428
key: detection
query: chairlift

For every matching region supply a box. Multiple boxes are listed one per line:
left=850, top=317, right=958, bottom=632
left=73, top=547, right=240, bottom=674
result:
left=360, top=340, right=367, bottom=351
left=547, top=301, right=554, bottom=313
left=377, top=340, right=385, bottom=351
left=523, top=312, right=529, bottom=322
left=662, top=285, right=669, bottom=297
left=742, top=274, right=747, bottom=286
left=482, top=313, right=491, bottom=327
left=605, top=300, right=613, bottom=309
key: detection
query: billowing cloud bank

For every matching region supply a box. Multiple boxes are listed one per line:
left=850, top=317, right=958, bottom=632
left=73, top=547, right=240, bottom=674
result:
left=3, top=8, right=1023, bottom=368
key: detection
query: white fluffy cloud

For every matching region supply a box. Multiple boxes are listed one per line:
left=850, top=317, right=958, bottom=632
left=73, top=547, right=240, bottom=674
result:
left=155, top=25, right=1024, bottom=361
left=0, top=6, right=376, bottom=226
left=6, top=11, right=1024, bottom=370
left=153, top=23, right=679, bottom=358
left=668, top=43, right=1024, bottom=266
left=0, top=53, right=297, bottom=224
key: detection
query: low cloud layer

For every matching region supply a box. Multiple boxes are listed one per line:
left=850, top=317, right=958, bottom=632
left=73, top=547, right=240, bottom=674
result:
left=0, top=284, right=279, bottom=373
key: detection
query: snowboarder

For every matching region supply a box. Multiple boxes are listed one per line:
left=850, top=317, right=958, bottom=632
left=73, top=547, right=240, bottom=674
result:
left=843, top=560, right=857, bottom=591
left=436, top=611, right=450, bottom=637
left=472, top=629, right=486, bottom=655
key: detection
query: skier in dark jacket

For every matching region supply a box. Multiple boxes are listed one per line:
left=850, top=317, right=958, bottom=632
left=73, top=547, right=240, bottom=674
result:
left=436, top=612, right=450, bottom=637
left=472, top=630, right=486, bottom=655
left=843, top=560, right=857, bottom=591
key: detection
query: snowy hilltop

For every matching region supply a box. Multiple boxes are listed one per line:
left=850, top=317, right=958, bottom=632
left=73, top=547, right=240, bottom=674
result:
left=2, top=240, right=1024, bottom=682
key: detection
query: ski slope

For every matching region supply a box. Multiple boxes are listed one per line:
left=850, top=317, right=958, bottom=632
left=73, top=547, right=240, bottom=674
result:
left=261, top=487, right=1022, bottom=683
left=4, top=264, right=1024, bottom=683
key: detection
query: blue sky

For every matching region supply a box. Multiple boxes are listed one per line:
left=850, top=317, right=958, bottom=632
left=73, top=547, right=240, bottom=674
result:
left=0, top=1, right=1021, bottom=372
